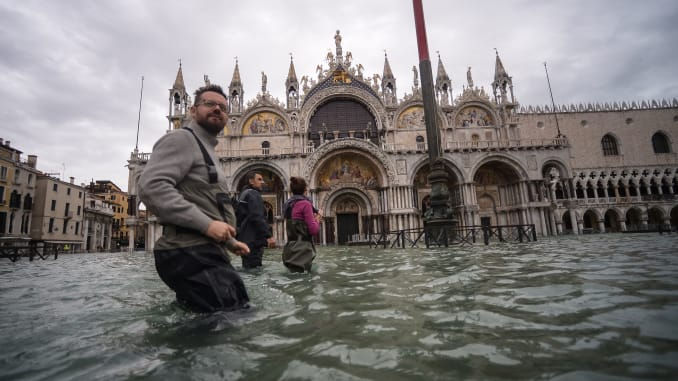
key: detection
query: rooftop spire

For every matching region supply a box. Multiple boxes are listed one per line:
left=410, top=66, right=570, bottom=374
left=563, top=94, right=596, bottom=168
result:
left=382, top=52, right=394, bottom=79
left=286, top=53, right=298, bottom=85
left=493, top=49, right=508, bottom=82
left=230, top=57, right=242, bottom=87
left=435, top=52, right=450, bottom=84
left=172, top=60, right=185, bottom=90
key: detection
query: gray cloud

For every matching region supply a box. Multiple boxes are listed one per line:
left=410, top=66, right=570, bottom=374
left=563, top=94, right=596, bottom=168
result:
left=1, top=0, right=676, bottom=190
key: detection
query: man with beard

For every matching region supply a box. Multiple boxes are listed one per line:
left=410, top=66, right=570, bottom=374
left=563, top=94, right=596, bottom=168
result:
left=139, top=84, right=251, bottom=312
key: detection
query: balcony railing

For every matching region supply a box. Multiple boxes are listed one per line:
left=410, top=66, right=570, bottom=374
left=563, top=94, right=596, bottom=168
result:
left=381, top=138, right=569, bottom=152
left=215, top=137, right=569, bottom=159
left=217, top=145, right=316, bottom=158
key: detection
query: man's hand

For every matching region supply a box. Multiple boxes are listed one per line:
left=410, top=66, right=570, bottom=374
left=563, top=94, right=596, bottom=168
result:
left=226, top=239, right=250, bottom=256
left=206, top=220, right=236, bottom=242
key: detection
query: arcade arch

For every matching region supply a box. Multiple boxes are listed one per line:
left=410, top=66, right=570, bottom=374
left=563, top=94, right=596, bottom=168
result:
left=473, top=158, right=526, bottom=226
left=312, top=149, right=385, bottom=245
left=604, top=209, right=622, bottom=232
left=411, top=160, right=462, bottom=219
left=232, top=165, right=287, bottom=218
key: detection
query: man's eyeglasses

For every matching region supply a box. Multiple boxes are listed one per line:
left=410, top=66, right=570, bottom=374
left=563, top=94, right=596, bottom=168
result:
left=199, top=100, right=228, bottom=112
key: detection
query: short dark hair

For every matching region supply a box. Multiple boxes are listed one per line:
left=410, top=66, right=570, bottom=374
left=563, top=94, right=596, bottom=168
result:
left=246, top=171, right=260, bottom=182
left=290, top=176, right=307, bottom=195
left=194, top=84, right=228, bottom=105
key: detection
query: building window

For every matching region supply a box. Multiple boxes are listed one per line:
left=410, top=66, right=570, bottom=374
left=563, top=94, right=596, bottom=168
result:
left=23, top=194, right=32, bottom=210
left=77, top=205, right=81, bottom=215
left=67, top=188, right=71, bottom=195
left=62, top=220, right=68, bottom=234
left=601, top=134, right=619, bottom=156
left=51, top=200, right=56, bottom=211
left=28, top=173, right=33, bottom=185
left=53, top=183, right=58, bottom=191
left=75, top=221, right=80, bottom=235
left=14, top=169, right=20, bottom=183
left=65, top=203, right=70, bottom=217
left=262, top=141, right=270, bottom=155
left=0, top=186, right=5, bottom=204
left=48, top=218, right=54, bottom=232
left=0, top=166, right=7, bottom=180
left=111, top=195, right=116, bottom=200
left=652, top=132, right=671, bottom=153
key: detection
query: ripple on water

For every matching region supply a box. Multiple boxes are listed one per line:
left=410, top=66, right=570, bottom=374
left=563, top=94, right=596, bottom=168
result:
left=1, top=234, right=678, bottom=380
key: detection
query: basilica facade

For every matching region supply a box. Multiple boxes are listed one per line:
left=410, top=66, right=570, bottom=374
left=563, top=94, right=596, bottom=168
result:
left=129, top=31, right=678, bottom=248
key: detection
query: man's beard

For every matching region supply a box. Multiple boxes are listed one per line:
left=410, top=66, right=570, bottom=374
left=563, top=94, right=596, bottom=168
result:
left=197, top=113, right=225, bottom=135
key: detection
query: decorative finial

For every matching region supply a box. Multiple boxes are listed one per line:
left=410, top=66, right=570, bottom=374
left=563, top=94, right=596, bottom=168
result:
left=178, top=58, right=182, bottom=68
left=494, top=48, right=499, bottom=56
left=289, top=52, right=293, bottom=61
left=234, top=56, right=238, bottom=64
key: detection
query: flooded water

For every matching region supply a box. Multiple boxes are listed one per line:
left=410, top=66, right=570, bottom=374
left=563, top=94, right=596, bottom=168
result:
left=1, top=233, right=677, bottom=381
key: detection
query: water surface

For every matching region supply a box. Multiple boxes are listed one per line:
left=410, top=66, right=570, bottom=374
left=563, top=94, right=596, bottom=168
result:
left=1, top=233, right=677, bottom=380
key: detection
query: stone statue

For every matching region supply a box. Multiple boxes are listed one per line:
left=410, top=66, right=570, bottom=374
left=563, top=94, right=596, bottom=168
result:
left=261, top=71, right=267, bottom=93
left=356, top=63, right=364, bottom=78
left=203, top=74, right=210, bottom=86
left=467, top=66, right=474, bottom=88
left=412, top=66, right=419, bottom=88
left=300, top=75, right=309, bottom=93
left=372, top=73, right=381, bottom=89
left=316, top=64, right=324, bottom=80
left=334, top=30, right=342, bottom=57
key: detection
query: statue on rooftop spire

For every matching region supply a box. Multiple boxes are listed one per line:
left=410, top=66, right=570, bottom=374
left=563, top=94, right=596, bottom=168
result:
left=467, top=66, right=474, bottom=89
left=334, top=30, right=343, bottom=58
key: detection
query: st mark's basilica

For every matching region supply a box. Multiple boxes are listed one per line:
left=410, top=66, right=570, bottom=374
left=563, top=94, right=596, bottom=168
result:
left=128, top=31, right=678, bottom=249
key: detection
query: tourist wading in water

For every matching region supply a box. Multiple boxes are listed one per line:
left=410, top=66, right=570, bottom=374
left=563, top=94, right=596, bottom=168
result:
left=281, top=177, right=321, bottom=272
left=138, top=84, right=251, bottom=312
left=236, top=171, right=276, bottom=269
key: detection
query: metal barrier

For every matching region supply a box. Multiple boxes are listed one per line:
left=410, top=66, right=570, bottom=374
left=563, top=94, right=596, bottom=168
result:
left=364, top=224, right=538, bottom=248
left=0, top=241, right=60, bottom=262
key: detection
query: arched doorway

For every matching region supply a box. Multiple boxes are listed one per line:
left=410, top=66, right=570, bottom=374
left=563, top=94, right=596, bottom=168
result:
left=314, top=151, right=383, bottom=245
left=583, top=209, right=599, bottom=233
left=671, top=206, right=678, bottom=230
left=474, top=160, right=523, bottom=226
left=647, top=207, right=664, bottom=230
left=604, top=209, right=621, bottom=232
left=334, top=197, right=361, bottom=244
left=626, top=208, right=642, bottom=231
left=562, top=211, right=574, bottom=233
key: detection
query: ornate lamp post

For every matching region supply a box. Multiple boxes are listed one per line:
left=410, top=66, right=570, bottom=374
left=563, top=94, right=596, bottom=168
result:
left=412, top=0, right=457, bottom=246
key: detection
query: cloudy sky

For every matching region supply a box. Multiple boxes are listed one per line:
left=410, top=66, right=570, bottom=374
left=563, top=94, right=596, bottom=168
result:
left=2, top=0, right=677, bottom=191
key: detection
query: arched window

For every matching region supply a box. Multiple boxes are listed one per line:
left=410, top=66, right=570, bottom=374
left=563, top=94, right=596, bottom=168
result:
left=652, top=132, right=670, bottom=153
left=601, top=134, right=619, bottom=156
left=261, top=141, right=270, bottom=155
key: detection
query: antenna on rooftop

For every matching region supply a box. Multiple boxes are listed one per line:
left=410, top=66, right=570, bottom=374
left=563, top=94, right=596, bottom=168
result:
left=135, top=76, right=144, bottom=151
